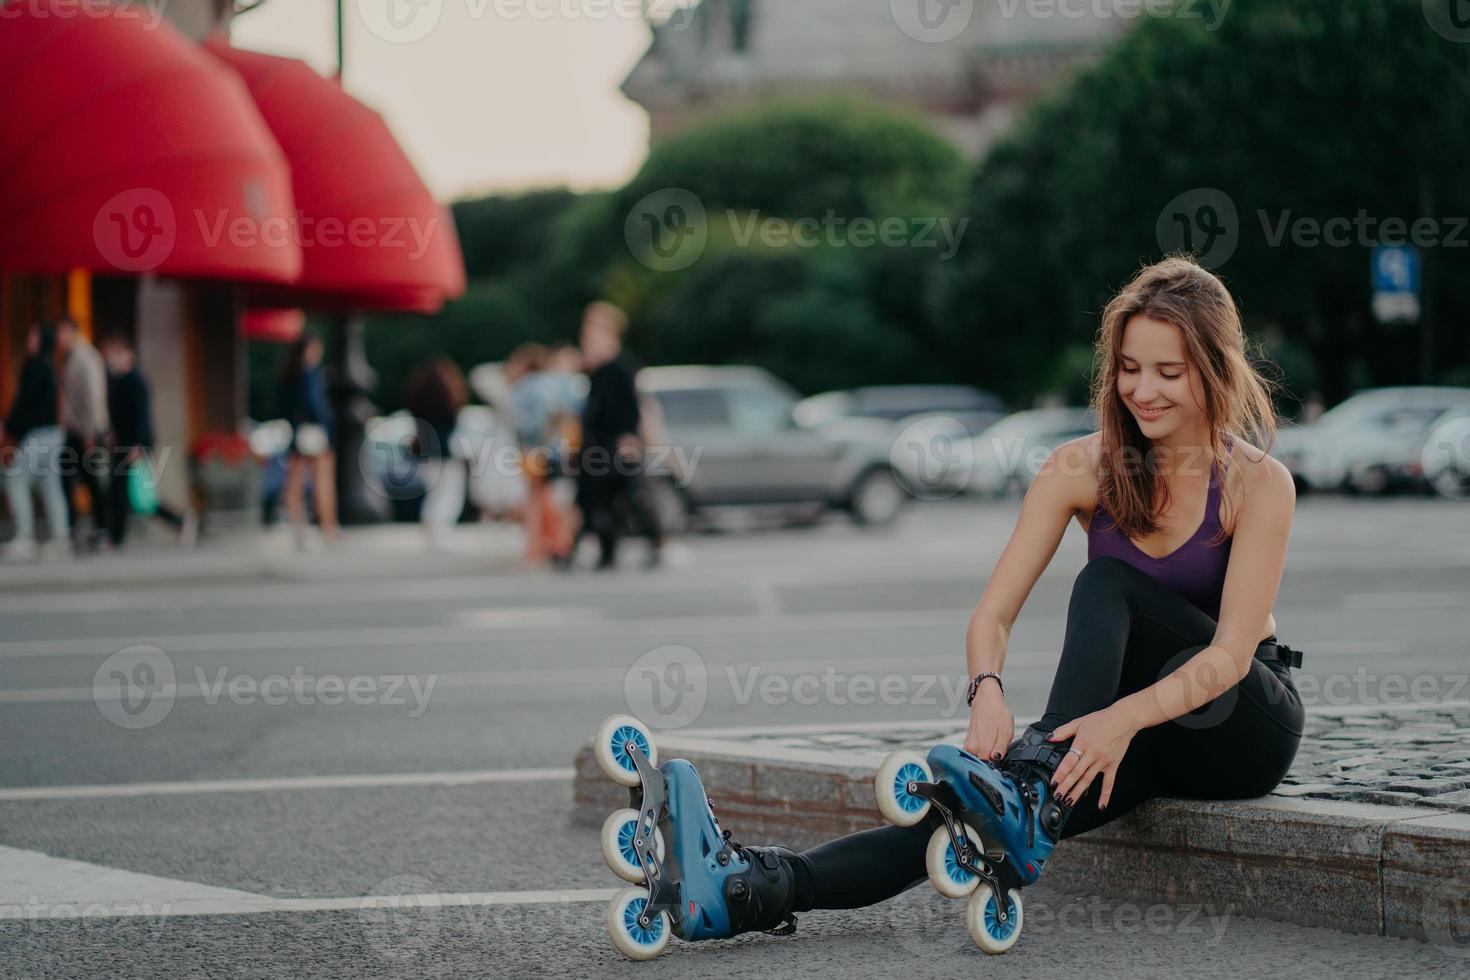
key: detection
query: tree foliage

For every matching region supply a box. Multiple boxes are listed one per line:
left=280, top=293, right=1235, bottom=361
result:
left=341, top=1, right=1470, bottom=415
left=938, top=0, right=1470, bottom=404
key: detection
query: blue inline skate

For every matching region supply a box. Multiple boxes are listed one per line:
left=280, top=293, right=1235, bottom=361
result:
left=593, top=715, right=803, bottom=960
left=873, top=727, right=1076, bottom=954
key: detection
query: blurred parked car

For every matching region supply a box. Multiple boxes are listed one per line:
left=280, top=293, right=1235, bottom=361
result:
left=1420, top=408, right=1470, bottom=499
left=639, top=366, right=907, bottom=529
left=965, top=407, right=1098, bottom=497
left=794, top=384, right=1006, bottom=439
left=1274, top=387, right=1470, bottom=494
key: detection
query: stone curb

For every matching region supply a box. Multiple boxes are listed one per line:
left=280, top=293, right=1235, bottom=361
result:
left=573, top=724, right=1470, bottom=946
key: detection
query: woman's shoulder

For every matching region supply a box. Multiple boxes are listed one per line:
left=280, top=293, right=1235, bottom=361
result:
left=1219, top=434, right=1296, bottom=532
left=1223, top=434, right=1293, bottom=492
left=1034, top=432, right=1105, bottom=515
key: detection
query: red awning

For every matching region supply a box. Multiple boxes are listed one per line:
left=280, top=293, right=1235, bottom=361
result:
left=240, top=307, right=305, bottom=343
left=0, top=2, right=301, bottom=283
left=205, top=40, right=466, bottom=314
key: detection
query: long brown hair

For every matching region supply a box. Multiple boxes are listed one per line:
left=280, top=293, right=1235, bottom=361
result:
left=1088, top=256, right=1281, bottom=544
left=403, top=355, right=469, bottom=427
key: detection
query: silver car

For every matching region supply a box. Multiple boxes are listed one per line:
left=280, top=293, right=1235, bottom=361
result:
left=966, top=407, right=1098, bottom=497
left=794, top=384, right=1007, bottom=440
left=639, top=366, right=906, bottom=528
left=1421, top=408, right=1470, bottom=500
left=1276, top=387, right=1470, bottom=494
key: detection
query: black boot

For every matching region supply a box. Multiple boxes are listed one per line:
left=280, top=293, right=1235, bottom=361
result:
left=720, top=844, right=808, bottom=937
left=1002, top=726, right=1078, bottom=843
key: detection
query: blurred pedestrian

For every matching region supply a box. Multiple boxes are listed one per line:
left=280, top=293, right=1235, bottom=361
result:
left=574, top=302, right=661, bottom=570
left=55, top=316, right=110, bottom=552
left=1302, top=390, right=1326, bottom=424
left=1, top=322, right=69, bottom=560
left=508, top=342, right=583, bottom=566
left=544, top=342, right=588, bottom=567
left=279, top=335, right=340, bottom=549
left=101, top=333, right=195, bottom=549
left=403, top=355, right=469, bottom=549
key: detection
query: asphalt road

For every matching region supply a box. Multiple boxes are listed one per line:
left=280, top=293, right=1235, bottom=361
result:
left=0, top=495, right=1466, bottom=977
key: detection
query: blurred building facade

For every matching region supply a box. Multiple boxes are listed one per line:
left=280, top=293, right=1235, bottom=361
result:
left=1, top=0, right=257, bottom=519
left=1, top=0, right=462, bottom=531
left=624, top=0, right=1126, bottom=156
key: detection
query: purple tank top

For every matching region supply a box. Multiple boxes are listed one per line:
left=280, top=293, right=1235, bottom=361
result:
left=1087, top=436, right=1234, bottom=621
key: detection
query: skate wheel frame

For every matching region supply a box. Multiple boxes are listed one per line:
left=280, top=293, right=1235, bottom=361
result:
left=874, top=750, right=933, bottom=826
left=594, top=714, right=681, bottom=948
left=595, top=714, right=657, bottom=787
left=607, top=886, right=671, bottom=960
left=878, top=746, right=1027, bottom=954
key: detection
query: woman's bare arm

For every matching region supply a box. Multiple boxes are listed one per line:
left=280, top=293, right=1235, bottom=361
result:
left=966, top=439, right=1092, bottom=678
left=962, top=439, right=1092, bottom=759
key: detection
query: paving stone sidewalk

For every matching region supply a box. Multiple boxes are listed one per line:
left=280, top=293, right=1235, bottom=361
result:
left=574, top=704, right=1470, bottom=947
left=698, top=704, right=1470, bottom=813
left=1273, top=705, right=1470, bottom=810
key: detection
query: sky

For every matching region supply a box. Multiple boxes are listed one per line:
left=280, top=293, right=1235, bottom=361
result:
left=229, top=1, right=658, bottom=201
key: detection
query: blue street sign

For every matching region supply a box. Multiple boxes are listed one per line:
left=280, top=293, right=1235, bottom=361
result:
left=1372, top=244, right=1421, bottom=323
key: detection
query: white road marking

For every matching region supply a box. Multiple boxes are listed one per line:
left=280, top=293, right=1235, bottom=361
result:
left=0, top=651, right=1057, bottom=706
left=0, top=554, right=999, bottom=617
left=0, top=636, right=1438, bottom=706
left=1342, top=591, right=1470, bottom=610
left=0, top=768, right=573, bottom=801
left=1284, top=639, right=1408, bottom=656
left=0, top=845, right=269, bottom=916
left=0, top=846, right=616, bottom=919
left=447, top=607, right=603, bottom=628
left=0, top=609, right=971, bottom=659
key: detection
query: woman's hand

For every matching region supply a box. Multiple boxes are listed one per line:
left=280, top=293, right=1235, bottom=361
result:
left=1046, top=705, right=1140, bottom=809
left=963, top=681, right=1014, bottom=763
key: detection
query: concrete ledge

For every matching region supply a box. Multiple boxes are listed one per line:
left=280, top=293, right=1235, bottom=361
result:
left=573, top=725, right=1468, bottom=942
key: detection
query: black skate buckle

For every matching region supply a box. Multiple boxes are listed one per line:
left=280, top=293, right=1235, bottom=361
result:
left=766, top=914, right=797, bottom=937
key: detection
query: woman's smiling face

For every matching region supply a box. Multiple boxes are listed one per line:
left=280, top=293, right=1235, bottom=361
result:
left=1116, top=314, right=1208, bottom=440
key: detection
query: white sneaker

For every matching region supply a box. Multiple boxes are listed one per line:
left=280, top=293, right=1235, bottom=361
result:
left=1, top=539, right=37, bottom=561
left=38, top=540, right=73, bottom=562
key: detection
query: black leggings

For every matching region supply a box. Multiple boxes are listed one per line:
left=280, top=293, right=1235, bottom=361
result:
left=793, top=555, right=1306, bottom=911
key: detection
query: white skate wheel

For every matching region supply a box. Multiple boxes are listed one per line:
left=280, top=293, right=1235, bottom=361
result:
left=967, top=884, right=1023, bottom=954
left=926, top=824, right=981, bottom=898
left=595, top=714, right=657, bottom=787
left=874, top=750, right=932, bottom=826
left=601, top=808, right=667, bottom=884
left=607, top=886, right=671, bottom=960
